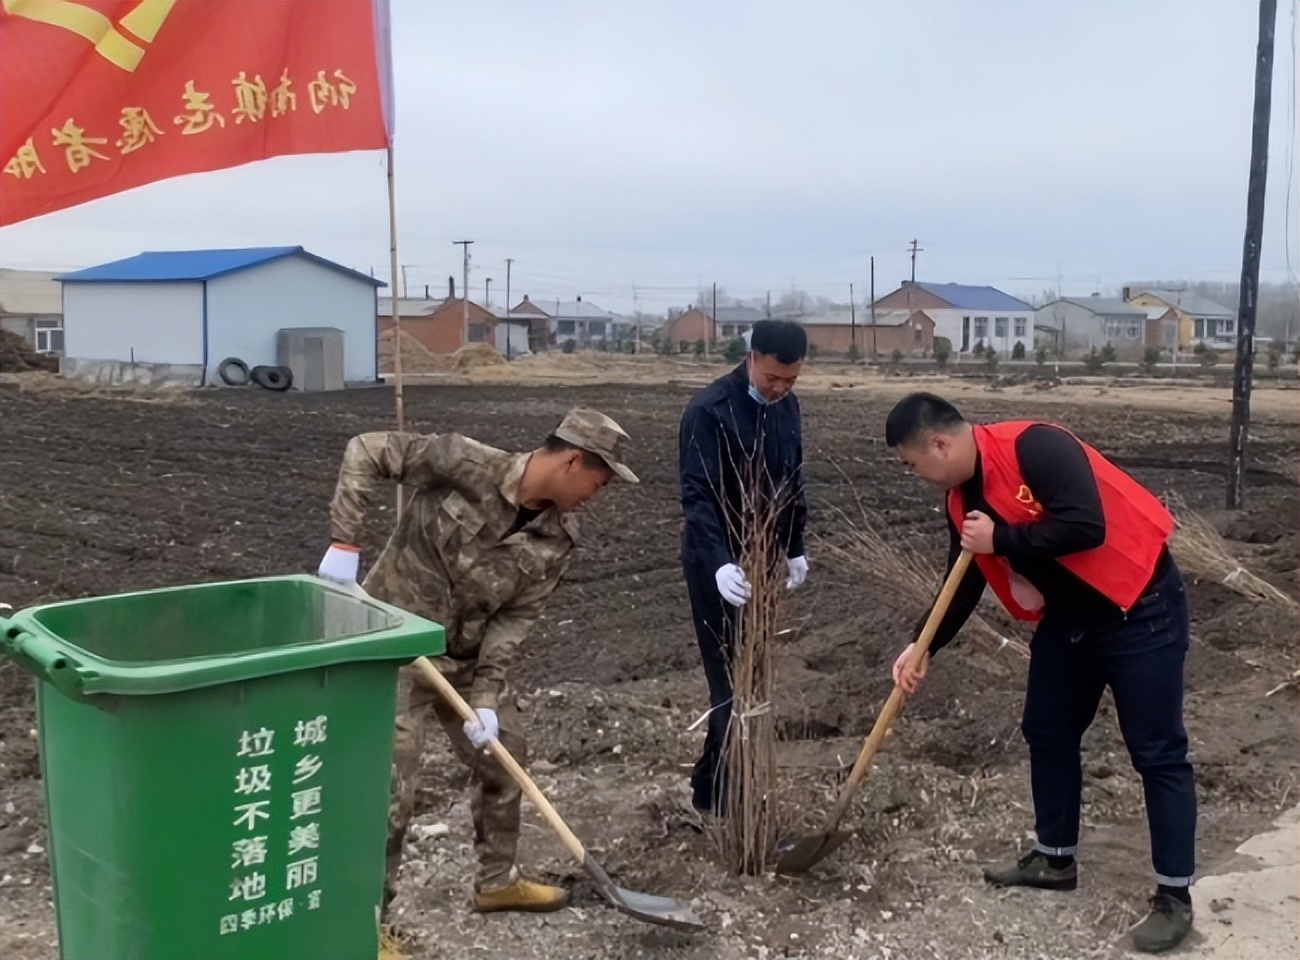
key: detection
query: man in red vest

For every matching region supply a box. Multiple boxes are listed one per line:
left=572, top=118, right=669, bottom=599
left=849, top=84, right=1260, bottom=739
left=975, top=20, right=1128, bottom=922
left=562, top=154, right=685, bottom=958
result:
left=885, top=392, right=1195, bottom=954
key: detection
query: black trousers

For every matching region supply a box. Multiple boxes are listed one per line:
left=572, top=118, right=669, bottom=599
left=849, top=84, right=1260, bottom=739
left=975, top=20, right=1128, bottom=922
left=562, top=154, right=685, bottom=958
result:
left=1023, top=560, right=1196, bottom=884
left=683, top=561, right=737, bottom=814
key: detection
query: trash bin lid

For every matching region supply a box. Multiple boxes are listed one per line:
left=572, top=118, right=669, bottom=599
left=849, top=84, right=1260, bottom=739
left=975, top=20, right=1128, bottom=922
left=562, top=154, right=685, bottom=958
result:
left=0, top=575, right=445, bottom=697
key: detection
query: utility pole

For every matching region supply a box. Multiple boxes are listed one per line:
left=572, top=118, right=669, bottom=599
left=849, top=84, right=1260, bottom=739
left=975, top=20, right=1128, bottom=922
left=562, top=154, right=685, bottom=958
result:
left=454, top=240, right=473, bottom=344
left=632, top=282, right=641, bottom=354
left=850, top=282, right=857, bottom=359
left=709, top=281, right=717, bottom=358
left=485, top=277, right=492, bottom=309
left=908, top=239, right=923, bottom=283
left=504, top=258, right=514, bottom=360
left=1228, top=0, right=1277, bottom=510
left=870, top=255, right=878, bottom=358
left=400, top=264, right=409, bottom=299
left=765, top=290, right=771, bottom=319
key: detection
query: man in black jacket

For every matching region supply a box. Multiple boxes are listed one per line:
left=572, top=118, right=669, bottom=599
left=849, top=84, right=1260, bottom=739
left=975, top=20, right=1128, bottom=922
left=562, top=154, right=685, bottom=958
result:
left=677, top=320, right=809, bottom=815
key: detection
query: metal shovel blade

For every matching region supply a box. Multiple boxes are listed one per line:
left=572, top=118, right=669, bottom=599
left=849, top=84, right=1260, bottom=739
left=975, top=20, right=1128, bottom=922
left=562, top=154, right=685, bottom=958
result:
left=774, top=829, right=854, bottom=875
left=583, top=855, right=705, bottom=931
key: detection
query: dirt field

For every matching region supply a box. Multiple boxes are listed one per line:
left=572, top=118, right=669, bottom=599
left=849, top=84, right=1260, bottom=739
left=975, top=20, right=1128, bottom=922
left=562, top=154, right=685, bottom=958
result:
left=1, top=363, right=1297, bottom=959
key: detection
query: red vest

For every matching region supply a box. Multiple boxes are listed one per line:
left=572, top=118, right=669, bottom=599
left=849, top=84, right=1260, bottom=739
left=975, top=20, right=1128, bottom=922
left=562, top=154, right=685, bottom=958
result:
left=948, top=422, right=1174, bottom=621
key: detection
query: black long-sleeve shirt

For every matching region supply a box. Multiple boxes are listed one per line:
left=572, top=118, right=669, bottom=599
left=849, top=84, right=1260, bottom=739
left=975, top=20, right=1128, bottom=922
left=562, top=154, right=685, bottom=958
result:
left=678, top=364, right=806, bottom=573
left=926, top=423, right=1157, bottom=654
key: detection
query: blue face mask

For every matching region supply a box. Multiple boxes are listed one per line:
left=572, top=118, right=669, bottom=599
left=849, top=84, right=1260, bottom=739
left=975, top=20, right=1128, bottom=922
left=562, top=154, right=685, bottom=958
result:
left=747, top=383, right=769, bottom=405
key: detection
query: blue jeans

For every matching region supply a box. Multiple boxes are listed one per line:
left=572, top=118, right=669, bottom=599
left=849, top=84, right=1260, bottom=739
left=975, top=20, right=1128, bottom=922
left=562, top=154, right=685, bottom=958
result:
left=1022, top=561, right=1196, bottom=885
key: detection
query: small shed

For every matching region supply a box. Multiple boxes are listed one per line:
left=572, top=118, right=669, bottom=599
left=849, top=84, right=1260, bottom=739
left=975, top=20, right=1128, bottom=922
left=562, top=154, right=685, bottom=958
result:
left=58, top=247, right=383, bottom=387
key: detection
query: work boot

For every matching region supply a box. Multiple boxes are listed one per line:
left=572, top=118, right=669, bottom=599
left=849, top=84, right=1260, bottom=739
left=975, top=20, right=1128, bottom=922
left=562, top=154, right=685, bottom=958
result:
left=1131, top=892, right=1193, bottom=953
left=377, top=926, right=407, bottom=960
left=472, top=876, right=569, bottom=914
left=982, top=850, right=1078, bottom=891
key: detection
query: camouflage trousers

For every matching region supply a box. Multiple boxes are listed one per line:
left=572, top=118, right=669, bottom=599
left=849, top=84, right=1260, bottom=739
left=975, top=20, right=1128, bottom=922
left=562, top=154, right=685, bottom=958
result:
left=385, top=660, right=526, bottom=906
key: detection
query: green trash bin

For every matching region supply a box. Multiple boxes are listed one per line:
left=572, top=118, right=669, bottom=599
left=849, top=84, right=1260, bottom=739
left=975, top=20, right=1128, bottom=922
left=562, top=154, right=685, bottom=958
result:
left=0, top=575, right=445, bottom=960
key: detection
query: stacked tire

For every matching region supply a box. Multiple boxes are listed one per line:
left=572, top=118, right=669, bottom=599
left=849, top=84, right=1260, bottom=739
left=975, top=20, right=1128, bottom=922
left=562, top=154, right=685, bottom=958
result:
left=216, top=358, right=292, bottom=391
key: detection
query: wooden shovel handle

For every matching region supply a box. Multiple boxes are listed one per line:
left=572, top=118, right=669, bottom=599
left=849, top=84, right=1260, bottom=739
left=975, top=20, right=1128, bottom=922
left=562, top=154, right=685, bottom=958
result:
left=824, top=549, right=974, bottom=828
left=412, top=656, right=588, bottom=864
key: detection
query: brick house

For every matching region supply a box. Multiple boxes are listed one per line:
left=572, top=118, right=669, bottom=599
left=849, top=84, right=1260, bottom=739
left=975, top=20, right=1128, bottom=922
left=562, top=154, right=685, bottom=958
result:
left=380, top=296, right=497, bottom=356
left=664, top=305, right=766, bottom=348
left=798, top=309, right=935, bottom=356
left=508, top=294, right=553, bottom=351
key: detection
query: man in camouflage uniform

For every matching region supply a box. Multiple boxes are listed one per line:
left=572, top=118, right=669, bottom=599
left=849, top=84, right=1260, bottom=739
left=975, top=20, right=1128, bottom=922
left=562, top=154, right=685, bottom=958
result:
left=318, top=409, right=637, bottom=916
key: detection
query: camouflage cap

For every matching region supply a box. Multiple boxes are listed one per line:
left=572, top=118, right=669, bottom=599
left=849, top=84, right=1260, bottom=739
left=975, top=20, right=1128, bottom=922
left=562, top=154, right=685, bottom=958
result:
left=553, top=407, right=639, bottom=483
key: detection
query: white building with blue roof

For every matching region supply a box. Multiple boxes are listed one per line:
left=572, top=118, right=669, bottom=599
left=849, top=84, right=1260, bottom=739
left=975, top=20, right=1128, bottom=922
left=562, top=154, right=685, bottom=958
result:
left=873, top=281, right=1035, bottom=356
left=58, top=246, right=384, bottom=387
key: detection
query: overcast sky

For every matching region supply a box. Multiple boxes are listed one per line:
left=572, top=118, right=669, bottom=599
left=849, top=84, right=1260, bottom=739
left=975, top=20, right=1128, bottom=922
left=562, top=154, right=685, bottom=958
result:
left=2, top=1, right=1297, bottom=314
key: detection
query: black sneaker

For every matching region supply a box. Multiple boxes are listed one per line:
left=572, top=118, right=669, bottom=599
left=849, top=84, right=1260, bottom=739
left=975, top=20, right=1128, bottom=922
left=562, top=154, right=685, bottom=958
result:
left=982, top=850, right=1078, bottom=891
left=1131, top=893, right=1193, bottom=953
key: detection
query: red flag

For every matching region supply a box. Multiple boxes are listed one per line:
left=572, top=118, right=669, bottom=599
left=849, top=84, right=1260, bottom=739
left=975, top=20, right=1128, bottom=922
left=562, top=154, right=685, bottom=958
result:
left=0, top=0, right=392, bottom=225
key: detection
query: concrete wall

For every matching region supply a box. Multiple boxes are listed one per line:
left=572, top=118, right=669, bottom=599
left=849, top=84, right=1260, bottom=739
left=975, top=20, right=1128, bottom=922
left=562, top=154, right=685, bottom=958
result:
left=61, top=356, right=204, bottom=386
left=63, top=282, right=203, bottom=366
left=207, top=257, right=377, bottom=383
left=1, top=316, right=31, bottom=340
left=495, top=322, right=530, bottom=358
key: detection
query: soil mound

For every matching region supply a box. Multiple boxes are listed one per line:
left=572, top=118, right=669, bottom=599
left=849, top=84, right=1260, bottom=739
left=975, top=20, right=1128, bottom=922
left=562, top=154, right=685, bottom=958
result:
left=378, top=329, right=451, bottom=375
left=450, top=342, right=505, bottom=371
left=0, top=330, right=58, bottom=373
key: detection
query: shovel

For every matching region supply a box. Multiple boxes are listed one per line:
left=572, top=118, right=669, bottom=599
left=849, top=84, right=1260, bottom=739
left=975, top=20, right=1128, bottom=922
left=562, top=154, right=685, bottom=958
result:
left=775, top=549, right=974, bottom=875
left=411, top=656, right=706, bottom=932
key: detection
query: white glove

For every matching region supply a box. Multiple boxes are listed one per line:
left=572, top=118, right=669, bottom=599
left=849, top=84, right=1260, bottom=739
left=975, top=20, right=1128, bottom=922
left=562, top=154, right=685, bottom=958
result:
left=463, top=708, right=499, bottom=750
left=317, top=544, right=360, bottom=583
left=715, top=563, right=752, bottom=607
left=786, top=555, right=809, bottom=589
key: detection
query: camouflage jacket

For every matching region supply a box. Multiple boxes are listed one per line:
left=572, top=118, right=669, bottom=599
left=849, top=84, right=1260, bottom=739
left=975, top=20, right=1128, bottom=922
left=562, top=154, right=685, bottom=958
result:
left=329, top=432, right=577, bottom=710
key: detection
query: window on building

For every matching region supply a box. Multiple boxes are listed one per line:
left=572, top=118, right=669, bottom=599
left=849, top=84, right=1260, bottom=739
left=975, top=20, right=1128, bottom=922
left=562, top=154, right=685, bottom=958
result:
left=974, top=317, right=988, bottom=339
left=468, top=323, right=488, bottom=343
left=1125, top=322, right=1140, bottom=339
left=1221, top=319, right=1235, bottom=336
left=556, top=320, right=575, bottom=335
left=34, top=318, right=64, bottom=353
left=994, top=317, right=1008, bottom=338
left=1014, top=318, right=1027, bottom=338
left=721, top=324, right=735, bottom=337
left=914, top=326, right=922, bottom=343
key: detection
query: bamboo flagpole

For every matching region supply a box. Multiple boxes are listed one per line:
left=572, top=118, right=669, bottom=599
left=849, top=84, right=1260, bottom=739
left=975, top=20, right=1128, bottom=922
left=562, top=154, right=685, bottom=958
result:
left=374, top=0, right=404, bottom=519
left=387, top=143, right=404, bottom=436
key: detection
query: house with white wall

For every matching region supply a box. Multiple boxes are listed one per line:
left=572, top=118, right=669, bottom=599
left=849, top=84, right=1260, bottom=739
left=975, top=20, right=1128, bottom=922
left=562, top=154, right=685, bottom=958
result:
left=547, top=298, right=613, bottom=348
left=1034, top=296, right=1152, bottom=357
left=872, top=281, right=1034, bottom=356
left=58, top=246, right=383, bottom=387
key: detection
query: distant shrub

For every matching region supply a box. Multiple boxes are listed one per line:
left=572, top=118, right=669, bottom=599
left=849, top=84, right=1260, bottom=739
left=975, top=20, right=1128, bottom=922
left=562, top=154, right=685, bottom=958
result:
left=934, top=338, right=951, bottom=367
left=1141, top=346, right=1161, bottom=375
